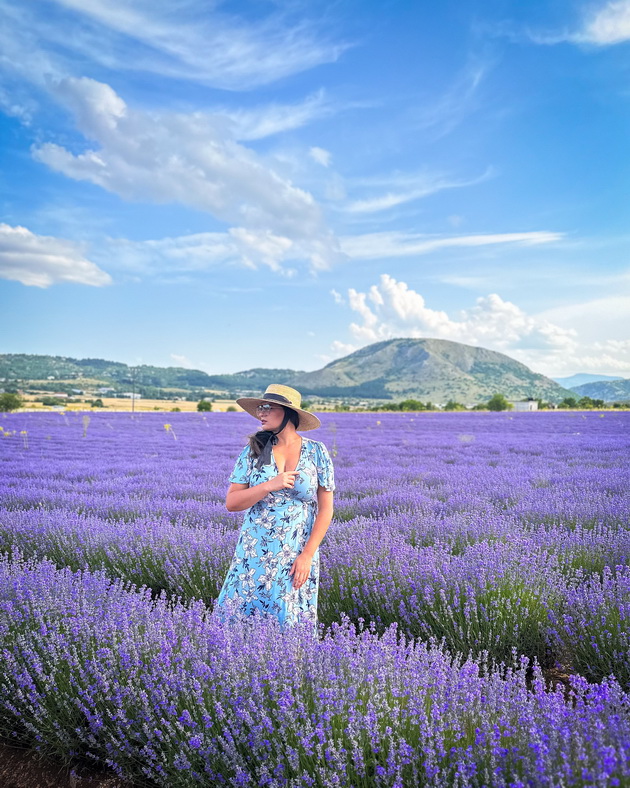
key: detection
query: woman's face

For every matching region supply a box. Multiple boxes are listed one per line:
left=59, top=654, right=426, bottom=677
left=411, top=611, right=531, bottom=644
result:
left=256, top=403, right=286, bottom=431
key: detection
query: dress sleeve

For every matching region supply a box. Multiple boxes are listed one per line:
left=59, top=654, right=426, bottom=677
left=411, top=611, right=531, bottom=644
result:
left=228, top=445, right=253, bottom=485
left=315, top=441, right=335, bottom=491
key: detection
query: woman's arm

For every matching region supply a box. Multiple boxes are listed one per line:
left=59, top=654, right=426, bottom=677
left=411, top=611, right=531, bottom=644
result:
left=225, top=472, right=299, bottom=512
left=289, top=487, right=334, bottom=588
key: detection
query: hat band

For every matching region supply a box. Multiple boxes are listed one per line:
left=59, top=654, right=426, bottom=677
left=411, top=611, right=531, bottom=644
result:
left=263, top=393, right=294, bottom=405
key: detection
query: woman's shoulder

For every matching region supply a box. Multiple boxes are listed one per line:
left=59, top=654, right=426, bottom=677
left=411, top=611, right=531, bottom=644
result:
left=303, top=437, right=332, bottom=456
left=303, top=436, right=325, bottom=448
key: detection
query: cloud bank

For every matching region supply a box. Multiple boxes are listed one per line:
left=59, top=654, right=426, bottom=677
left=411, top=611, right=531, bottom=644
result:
left=0, top=223, right=112, bottom=288
left=341, top=230, right=563, bottom=260
left=581, top=0, right=630, bottom=44
left=0, top=0, right=348, bottom=91
left=32, top=77, right=343, bottom=273
left=329, top=274, right=630, bottom=377
left=527, top=1, right=630, bottom=46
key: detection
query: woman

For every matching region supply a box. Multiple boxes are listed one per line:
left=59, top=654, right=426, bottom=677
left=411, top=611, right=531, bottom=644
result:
left=215, top=384, right=335, bottom=631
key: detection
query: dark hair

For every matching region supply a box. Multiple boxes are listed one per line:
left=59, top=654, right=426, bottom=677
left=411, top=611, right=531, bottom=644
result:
left=248, top=406, right=300, bottom=458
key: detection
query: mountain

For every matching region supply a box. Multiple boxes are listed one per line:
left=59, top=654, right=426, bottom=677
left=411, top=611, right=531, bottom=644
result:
left=1, top=340, right=573, bottom=403
left=570, top=379, right=630, bottom=402
left=554, top=373, right=624, bottom=388
left=293, top=338, right=572, bottom=403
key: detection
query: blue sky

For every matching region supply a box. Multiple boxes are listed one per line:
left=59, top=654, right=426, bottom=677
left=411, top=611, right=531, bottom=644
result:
left=1, top=0, right=629, bottom=378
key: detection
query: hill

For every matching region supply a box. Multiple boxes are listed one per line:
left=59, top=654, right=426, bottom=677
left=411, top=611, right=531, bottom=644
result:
left=570, top=379, right=630, bottom=402
left=293, top=338, right=571, bottom=403
left=1, top=340, right=573, bottom=404
left=0, top=354, right=301, bottom=398
left=555, top=373, right=624, bottom=388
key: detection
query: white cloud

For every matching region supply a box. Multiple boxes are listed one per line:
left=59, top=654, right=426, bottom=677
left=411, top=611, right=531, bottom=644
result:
left=0, top=223, right=112, bottom=288
left=580, top=0, right=630, bottom=44
left=329, top=274, right=630, bottom=377
left=341, top=230, right=563, bottom=260
left=413, top=61, right=490, bottom=139
left=99, top=228, right=342, bottom=278
left=516, top=340, right=630, bottom=378
left=228, top=228, right=295, bottom=274
left=0, top=0, right=348, bottom=90
left=530, top=296, right=630, bottom=374
left=103, top=233, right=242, bottom=275
left=225, top=91, right=332, bottom=141
left=330, top=288, right=345, bottom=305
left=345, top=169, right=492, bottom=214
left=32, top=77, right=343, bottom=273
left=526, top=1, right=630, bottom=47
left=309, top=146, right=332, bottom=167
left=538, top=295, right=630, bottom=333
left=318, top=339, right=357, bottom=364
left=0, top=86, right=36, bottom=125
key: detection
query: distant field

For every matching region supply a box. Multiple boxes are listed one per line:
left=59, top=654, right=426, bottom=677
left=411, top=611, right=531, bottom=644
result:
left=20, top=395, right=242, bottom=412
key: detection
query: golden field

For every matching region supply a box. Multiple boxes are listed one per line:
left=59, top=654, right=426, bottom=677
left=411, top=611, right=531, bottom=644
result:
left=19, top=395, right=243, bottom=413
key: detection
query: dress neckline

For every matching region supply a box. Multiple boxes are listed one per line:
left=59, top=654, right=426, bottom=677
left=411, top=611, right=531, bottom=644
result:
left=272, top=436, right=304, bottom=473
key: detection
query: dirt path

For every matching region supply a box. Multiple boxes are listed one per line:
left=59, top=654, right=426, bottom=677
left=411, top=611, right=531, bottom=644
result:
left=0, top=742, right=134, bottom=788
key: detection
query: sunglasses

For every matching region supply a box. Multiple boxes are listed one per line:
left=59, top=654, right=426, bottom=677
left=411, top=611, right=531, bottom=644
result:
left=256, top=403, right=284, bottom=415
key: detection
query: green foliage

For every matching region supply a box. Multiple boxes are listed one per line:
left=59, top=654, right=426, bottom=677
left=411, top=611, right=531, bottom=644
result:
left=41, top=397, right=64, bottom=406
left=374, top=400, right=435, bottom=412
left=170, top=407, right=181, bottom=412
left=197, top=400, right=213, bottom=412
left=0, top=392, right=22, bottom=411
left=444, top=400, right=466, bottom=411
left=301, top=400, right=311, bottom=411
left=226, top=406, right=237, bottom=412
left=556, top=395, right=607, bottom=410
left=486, top=393, right=512, bottom=412
left=398, top=399, right=425, bottom=411
left=90, top=399, right=104, bottom=408
left=186, top=389, right=208, bottom=402
left=577, top=396, right=605, bottom=409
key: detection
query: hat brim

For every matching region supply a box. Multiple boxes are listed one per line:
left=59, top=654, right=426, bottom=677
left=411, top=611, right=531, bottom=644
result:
left=236, top=397, right=321, bottom=431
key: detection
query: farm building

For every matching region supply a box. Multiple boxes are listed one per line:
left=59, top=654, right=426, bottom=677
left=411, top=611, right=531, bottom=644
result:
left=511, top=400, right=538, bottom=412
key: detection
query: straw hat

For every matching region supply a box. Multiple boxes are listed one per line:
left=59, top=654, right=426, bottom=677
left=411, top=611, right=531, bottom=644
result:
left=236, top=384, right=321, bottom=431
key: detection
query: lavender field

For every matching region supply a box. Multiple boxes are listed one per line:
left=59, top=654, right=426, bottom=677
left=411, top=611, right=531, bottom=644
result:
left=0, top=409, right=629, bottom=787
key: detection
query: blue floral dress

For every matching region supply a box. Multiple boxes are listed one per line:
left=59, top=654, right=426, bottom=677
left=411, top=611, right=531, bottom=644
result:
left=215, top=437, right=335, bottom=630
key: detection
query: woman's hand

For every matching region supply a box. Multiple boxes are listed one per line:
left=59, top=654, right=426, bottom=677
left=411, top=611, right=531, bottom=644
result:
left=225, top=472, right=300, bottom=511
left=289, top=552, right=312, bottom=589
left=266, top=471, right=299, bottom=492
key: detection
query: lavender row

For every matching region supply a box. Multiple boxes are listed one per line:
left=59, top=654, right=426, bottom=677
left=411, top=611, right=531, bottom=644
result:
left=1, top=411, right=629, bottom=682
left=0, top=506, right=548, bottom=660
left=550, top=565, right=630, bottom=687
left=2, top=411, right=628, bottom=534
left=1, top=551, right=629, bottom=788
left=4, top=504, right=630, bottom=677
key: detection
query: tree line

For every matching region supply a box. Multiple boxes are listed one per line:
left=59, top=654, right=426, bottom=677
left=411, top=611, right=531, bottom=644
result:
left=0, top=392, right=627, bottom=413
